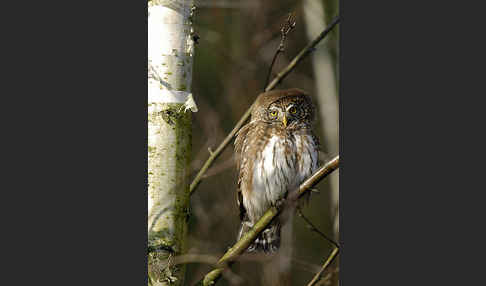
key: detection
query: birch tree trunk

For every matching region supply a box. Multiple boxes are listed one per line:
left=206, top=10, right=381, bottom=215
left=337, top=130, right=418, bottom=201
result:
left=148, top=1, right=196, bottom=285
left=303, top=0, right=340, bottom=240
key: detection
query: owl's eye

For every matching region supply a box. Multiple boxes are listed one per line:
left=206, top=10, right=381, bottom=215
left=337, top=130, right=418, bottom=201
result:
left=269, top=110, right=278, bottom=118
left=289, top=106, right=297, bottom=114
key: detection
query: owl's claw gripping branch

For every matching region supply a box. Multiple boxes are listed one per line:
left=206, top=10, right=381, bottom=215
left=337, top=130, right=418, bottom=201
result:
left=274, top=196, right=287, bottom=211
left=194, top=156, right=339, bottom=286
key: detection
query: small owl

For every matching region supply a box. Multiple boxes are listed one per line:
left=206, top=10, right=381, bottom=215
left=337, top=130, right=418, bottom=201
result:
left=234, top=88, right=319, bottom=253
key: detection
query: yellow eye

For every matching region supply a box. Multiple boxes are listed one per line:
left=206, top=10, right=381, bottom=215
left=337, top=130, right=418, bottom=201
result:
left=289, top=106, right=297, bottom=114
left=270, top=110, right=278, bottom=118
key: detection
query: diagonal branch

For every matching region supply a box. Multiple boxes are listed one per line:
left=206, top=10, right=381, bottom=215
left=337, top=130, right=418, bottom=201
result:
left=189, top=15, right=341, bottom=195
left=305, top=247, right=339, bottom=286
left=194, top=156, right=339, bottom=285
left=297, top=208, right=339, bottom=249
left=264, top=15, right=340, bottom=93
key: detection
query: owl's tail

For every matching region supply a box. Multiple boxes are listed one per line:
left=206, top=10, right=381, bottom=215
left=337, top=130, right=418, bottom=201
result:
left=238, top=220, right=281, bottom=253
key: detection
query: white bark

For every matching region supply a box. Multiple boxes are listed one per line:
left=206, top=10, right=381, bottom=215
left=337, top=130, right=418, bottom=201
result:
left=148, top=1, right=196, bottom=285
left=303, top=0, right=340, bottom=239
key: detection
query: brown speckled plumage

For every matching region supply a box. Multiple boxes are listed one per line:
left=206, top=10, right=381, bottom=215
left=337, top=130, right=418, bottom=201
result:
left=234, top=89, right=319, bottom=252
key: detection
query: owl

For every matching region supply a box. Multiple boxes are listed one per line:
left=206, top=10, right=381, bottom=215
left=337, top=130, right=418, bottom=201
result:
left=234, top=88, right=319, bottom=253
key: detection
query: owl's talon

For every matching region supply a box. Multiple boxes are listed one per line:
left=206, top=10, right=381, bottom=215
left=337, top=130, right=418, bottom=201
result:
left=247, top=245, right=256, bottom=252
left=275, top=197, right=287, bottom=210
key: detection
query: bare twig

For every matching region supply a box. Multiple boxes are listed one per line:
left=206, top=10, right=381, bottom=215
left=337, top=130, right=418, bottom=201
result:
left=160, top=253, right=245, bottom=285
left=189, top=15, right=341, bottom=195
left=291, top=257, right=323, bottom=274
left=264, top=13, right=296, bottom=89
left=189, top=106, right=252, bottom=195
left=318, top=267, right=339, bottom=286
left=296, top=156, right=339, bottom=198
left=161, top=253, right=219, bottom=268
left=265, top=15, right=340, bottom=92
left=200, top=156, right=235, bottom=179
left=305, top=247, right=339, bottom=286
left=297, top=208, right=339, bottom=249
left=194, top=156, right=339, bottom=285
left=296, top=206, right=341, bottom=286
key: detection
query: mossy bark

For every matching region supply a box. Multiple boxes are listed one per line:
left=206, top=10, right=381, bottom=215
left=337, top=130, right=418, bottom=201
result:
left=148, top=103, right=191, bottom=285
left=148, top=0, right=195, bottom=284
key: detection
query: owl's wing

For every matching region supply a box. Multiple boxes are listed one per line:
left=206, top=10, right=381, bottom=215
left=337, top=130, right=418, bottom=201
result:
left=311, top=131, right=320, bottom=152
left=308, top=130, right=322, bottom=165
left=234, top=123, right=251, bottom=169
left=234, top=123, right=252, bottom=221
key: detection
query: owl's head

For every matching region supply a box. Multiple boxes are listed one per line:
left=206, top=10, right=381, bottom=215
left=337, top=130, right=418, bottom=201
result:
left=251, top=88, right=315, bottom=129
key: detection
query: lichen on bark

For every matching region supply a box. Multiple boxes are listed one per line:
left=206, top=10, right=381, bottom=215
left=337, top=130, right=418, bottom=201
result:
left=148, top=104, right=192, bottom=285
left=148, top=0, right=194, bottom=284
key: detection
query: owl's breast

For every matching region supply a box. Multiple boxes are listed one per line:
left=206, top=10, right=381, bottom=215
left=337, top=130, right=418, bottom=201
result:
left=245, top=133, right=318, bottom=221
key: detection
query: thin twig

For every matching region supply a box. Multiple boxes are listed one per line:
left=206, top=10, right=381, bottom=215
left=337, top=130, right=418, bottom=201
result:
left=189, top=106, right=252, bottom=195
left=160, top=253, right=245, bottom=285
left=194, top=156, right=339, bottom=285
left=264, top=13, right=296, bottom=90
left=306, top=247, right=339, bottom=286
left=297, top=208, right=339, bottom=249
left=200, top=156, right=235, bottom=179
left=265, top=15, right=340, bottom=91
left=189, top=15, right=341, bottom=196
left=318, top=267, right=339, bottom=286
left=161, top=253, right=219, bottom=268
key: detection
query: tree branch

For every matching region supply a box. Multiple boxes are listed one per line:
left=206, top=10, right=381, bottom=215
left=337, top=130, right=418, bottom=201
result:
left=264, top=13, right=296, bottom=90
left=305, top=247, right=339, bottom=286
left=297, top=208, right=339, bottom=249
left=189, top=15, right=340, bottom=195
left=264, top=15, right=340, bottom=92
left=194, top=156, right=339, bottom=285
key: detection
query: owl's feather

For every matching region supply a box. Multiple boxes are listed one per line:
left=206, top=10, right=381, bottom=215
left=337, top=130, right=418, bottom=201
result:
left=234, top=89, right=319, bottom=253
left=235, top=123, right=252, bottom=221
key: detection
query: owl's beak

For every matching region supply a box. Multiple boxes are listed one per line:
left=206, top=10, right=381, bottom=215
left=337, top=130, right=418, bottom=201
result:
left=282, top=115, right=287, bottom=128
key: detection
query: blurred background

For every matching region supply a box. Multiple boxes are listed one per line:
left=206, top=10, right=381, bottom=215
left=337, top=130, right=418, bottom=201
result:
left=187, top=0, right=339, bottom=284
